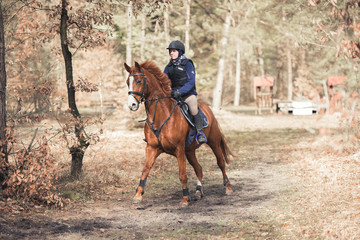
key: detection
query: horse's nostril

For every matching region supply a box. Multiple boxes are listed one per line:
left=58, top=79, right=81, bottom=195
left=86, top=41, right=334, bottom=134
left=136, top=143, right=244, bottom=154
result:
left=131, top=103, right=138, bottom=111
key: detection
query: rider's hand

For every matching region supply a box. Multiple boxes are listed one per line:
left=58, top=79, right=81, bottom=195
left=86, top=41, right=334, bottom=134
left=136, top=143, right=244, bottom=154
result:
left=171, top=90, right=181, bottom=100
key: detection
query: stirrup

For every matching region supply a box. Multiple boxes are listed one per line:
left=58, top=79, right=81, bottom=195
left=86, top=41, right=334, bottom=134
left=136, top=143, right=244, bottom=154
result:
left=196, top=132, right=207, bottom=145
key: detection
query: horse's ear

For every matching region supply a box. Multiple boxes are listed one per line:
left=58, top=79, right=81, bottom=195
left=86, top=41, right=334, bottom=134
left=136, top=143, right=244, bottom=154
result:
left=135, top=61, right=141, bottom=72
left=124, top=63, right=131, bottom=73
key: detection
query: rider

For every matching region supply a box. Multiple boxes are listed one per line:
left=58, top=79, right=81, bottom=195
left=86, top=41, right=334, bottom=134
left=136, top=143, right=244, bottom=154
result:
left=163, top=40, right=207, bottom=145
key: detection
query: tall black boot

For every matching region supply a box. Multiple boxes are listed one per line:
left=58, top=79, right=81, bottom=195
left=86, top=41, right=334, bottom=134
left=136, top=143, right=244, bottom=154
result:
left=194, top=112, right=207, bottom=144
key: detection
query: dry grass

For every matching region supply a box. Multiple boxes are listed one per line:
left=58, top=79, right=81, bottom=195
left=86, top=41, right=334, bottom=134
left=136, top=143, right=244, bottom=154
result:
left=49, top=121, right=145, bottom=190
left=278, top=134, right=360, bottom=239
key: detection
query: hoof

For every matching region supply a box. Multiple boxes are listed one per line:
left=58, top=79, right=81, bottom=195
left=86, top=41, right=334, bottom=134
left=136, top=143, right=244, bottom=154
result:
left=225, top=186, right=234, bottom=195
left=195, top=186, right=204, bottom=200
left=195, top=185, right=204, bottom=201
left=133, top=196, right=143, bottom=204
left=179, top=200, right=189, bottom=207
left=195, top=190, right=203, bottom=200
left=179, top=196, right=190, bottom=206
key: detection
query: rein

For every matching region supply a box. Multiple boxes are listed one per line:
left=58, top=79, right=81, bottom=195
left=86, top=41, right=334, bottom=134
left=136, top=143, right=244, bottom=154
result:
left=143, top=96, right=178, bottom=151
left=144, top=97, right=177, bottom=133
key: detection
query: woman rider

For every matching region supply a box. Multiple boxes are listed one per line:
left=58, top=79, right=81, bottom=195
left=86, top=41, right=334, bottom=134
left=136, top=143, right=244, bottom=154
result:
left=163, top=40, right=207, bottom=145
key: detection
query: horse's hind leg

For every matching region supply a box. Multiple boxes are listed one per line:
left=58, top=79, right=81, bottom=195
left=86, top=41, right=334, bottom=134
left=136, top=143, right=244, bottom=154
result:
left=186, top=150, right=204, bottom=200
left=208, top=141, right=233, bottom=195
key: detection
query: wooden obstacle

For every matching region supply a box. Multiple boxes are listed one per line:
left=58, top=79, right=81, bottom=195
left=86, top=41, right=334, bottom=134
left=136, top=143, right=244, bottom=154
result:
left=254, top=77, right=274, bottom=114
left=327, top=76, right=347, bottom=114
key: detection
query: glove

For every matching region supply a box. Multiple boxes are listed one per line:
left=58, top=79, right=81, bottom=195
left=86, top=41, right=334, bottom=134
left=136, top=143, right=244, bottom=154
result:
left=171, top=90, right=181, bottom=100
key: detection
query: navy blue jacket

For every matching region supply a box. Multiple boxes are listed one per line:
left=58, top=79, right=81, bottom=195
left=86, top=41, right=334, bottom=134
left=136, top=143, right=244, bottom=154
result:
left=164, top=58, right=197, bottom=97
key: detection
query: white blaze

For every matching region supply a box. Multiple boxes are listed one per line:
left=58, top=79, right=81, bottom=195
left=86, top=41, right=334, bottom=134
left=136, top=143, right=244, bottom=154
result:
left=127, top=76, right=139, bottom=111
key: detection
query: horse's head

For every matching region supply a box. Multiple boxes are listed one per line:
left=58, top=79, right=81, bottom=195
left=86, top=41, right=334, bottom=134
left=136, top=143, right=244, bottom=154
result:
left=124, top=61, right=147, bottom=111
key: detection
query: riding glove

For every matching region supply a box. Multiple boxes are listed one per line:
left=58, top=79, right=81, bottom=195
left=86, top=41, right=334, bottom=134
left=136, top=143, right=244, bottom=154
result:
left=171, top=90, right=181, bottom=100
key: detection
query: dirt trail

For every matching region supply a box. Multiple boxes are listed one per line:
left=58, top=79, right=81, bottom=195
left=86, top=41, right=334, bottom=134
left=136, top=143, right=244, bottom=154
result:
left=0, top=112, right=340, bottom=240
left=1, top=162, right=287, bottom=240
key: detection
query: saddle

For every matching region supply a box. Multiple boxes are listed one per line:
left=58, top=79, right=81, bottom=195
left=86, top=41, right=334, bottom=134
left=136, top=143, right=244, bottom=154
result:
left=178, top=101, right=209, bottom=148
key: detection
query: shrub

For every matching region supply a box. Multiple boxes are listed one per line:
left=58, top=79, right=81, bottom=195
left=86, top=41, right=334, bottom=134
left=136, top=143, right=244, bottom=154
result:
left=2, top=137, right=64, bottom=208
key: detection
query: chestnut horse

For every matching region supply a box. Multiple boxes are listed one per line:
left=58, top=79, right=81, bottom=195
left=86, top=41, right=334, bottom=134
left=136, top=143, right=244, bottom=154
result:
left=125, top=60, right=233, bottom=206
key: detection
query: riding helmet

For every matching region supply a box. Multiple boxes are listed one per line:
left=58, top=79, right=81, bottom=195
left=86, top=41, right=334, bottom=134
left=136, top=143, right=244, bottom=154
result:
left=167, top=40, right=185, bottom=54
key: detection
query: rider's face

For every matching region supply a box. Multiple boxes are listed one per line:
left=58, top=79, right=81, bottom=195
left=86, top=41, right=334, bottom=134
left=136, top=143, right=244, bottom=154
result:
left=169, top=49, right=179, bottom=60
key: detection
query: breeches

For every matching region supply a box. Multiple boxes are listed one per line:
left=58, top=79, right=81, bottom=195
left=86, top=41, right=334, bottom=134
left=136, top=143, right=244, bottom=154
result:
left=184, top=95, right=198, bottom=115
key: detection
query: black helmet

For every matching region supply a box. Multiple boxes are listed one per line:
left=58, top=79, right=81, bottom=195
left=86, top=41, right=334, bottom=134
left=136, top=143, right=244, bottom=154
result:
left=167, top=40, right=185, bottom=54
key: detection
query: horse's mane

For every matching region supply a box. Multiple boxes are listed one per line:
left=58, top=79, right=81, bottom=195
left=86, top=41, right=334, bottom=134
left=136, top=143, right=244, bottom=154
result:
left=140, top=60, right=172, bottom=95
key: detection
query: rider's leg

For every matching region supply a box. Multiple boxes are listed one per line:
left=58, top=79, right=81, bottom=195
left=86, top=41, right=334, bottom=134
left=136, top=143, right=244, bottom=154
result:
left=184, top=95, right=198, bottom=115
left=184, top=95, right=207, bottom=144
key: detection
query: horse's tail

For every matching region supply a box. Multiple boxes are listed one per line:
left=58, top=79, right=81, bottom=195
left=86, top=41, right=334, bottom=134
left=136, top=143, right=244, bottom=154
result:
left=220, top=131, right=234, bottom=164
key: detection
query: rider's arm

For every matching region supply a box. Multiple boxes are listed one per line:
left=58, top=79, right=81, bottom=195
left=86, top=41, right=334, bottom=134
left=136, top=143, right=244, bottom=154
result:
left=178, top=61, right=196, bottom=95
left=163, top=65, right=169, bottom=76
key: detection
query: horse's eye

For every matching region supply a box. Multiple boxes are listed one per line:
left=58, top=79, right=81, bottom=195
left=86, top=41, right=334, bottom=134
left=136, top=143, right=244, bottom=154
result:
left=136, top=79, right=142, bottom=85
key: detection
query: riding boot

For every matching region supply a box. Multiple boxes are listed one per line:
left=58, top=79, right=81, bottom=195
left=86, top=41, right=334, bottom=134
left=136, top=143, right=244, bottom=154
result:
left=194, top=112, right=207, bottom=144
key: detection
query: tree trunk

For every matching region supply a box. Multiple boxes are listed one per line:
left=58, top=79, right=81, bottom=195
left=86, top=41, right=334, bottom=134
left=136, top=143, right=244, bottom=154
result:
left=60, top=0, right=89, bottom=179
left=212, top=1, right=231, bottom=111
left=234, top=41, right=241, bottom=106
left=275, top=44, right=284, bottom=99
left=154, top=19, right=160, bottom=34
left=126, top=1, right=132, bottom=65
left=276, top=67, right=284, bottom=99
left=0, top=0, right=8, bottom=184
left=99, top=80, right=104, bottom=119
left=140, top=13, right=146, bottom=61
left=257, top=42, right=265, bottom=77
left=164, top=3, right=170, bottom=44
left=185, top=0, right=191, bottom=54
left=286, top=47, right=293, bottom=101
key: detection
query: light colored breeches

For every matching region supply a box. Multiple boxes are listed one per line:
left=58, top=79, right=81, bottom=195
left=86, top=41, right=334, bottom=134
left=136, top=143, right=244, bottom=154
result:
left=184, top=95, right=198, bottom=115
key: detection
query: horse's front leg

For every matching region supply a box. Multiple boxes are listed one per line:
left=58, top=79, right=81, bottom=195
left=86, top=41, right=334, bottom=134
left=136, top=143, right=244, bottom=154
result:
left=133, top=145, right=162, bottom=204
left=177, top=150, right=190, bottom=206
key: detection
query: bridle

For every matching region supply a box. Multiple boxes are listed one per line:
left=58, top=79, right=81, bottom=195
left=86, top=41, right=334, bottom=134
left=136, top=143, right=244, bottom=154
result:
left=127, top=68, right=177, bottom=152
left=128, top=69, right=148, bottom=104
left=127, top=69, right=173, bottom=105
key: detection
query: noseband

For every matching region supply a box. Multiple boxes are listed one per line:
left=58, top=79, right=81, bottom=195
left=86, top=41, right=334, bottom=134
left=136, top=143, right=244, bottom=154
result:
left=128, top=70, right=147, bottom=104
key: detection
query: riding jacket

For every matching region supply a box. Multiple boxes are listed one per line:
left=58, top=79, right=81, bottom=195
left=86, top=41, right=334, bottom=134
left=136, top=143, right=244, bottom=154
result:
left=164, top=57, right=197, bottom=98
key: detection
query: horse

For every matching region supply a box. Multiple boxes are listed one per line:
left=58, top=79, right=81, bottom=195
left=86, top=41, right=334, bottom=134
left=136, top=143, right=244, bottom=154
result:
left=124, top=60, right=233, bottom=206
